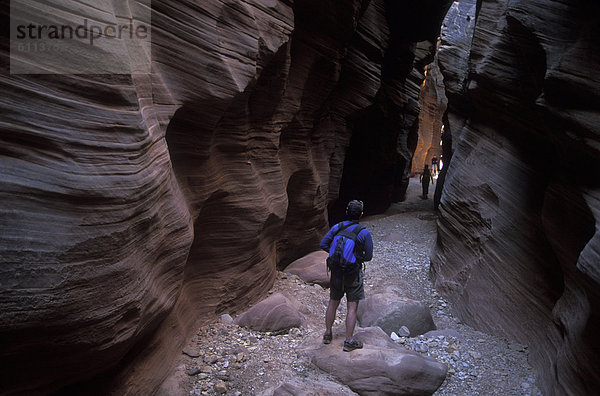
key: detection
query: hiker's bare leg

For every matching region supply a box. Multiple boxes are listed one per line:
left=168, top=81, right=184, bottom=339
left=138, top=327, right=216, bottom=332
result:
left=346, top=300, right=359, bottom=340
left=325, top=299, right=340, bottom=335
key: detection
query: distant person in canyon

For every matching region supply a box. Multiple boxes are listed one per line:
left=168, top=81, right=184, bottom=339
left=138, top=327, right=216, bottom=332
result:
left=420, top=165, right=434, bottom=199
left=320, top=200, right=373, bottom=352
left=431, top=156, right=438, bottom=175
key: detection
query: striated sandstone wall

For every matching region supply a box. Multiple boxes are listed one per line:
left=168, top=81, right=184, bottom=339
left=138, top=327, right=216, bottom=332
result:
left=412, top=58, right=447, bottom=175
left=0, top=0, right=453, bottom=394
left=431, top=0, right=600, bottom=394
left=335, top=0, right=453, bottom=213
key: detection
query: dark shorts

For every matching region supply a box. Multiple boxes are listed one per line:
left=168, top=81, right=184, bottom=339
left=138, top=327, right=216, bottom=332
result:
left=329, top=270, right=365, bottom=302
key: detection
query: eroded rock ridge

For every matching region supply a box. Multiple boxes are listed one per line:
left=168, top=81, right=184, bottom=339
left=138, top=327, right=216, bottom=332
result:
left=0, top=0, right=451, bottom=393
left=431, top=0, right=600, bottom=394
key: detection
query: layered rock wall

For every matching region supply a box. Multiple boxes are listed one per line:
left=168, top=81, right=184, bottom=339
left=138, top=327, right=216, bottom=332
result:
left=0, top=0, right=453, bottom=394
left=412, top=58, right=447, bottom=175
left=432, top=0, right=600, bottom=394
left=335, top=0, right=452, bottom=213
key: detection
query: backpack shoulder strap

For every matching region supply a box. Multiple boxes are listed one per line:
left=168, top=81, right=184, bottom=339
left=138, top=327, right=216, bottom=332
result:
left=336, top=223, right=365, bottom=242
left=349, top=224, right=365, bottom=237
left=349, top=224, right=366, bottom=270
left=332, top=222, right=346, bottom=237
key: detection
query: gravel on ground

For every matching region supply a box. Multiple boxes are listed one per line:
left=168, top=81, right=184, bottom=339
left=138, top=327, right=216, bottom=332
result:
left=176, top=177, right=542, bottom=396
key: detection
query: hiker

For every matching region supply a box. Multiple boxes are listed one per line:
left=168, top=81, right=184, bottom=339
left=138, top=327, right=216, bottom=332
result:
left=319, top=200, right=373, bottom=352
left=420, top=164, right=434, bottom=199
left=431, top=156, right=438, bottom=175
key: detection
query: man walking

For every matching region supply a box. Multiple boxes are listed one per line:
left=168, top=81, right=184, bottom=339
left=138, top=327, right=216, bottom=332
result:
left=431, top=156, right=438, bottom=176
left=420, top=164, right=434, bottom=199
left=320, top=200, right=373, bottom=351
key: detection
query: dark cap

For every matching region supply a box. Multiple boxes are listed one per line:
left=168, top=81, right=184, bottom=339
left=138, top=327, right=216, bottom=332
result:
left=346, top=200, right=364, bottom=219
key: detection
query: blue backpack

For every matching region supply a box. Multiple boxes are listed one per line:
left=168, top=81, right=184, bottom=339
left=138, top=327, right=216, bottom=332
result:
left=326, top=223, right=365, bottom=275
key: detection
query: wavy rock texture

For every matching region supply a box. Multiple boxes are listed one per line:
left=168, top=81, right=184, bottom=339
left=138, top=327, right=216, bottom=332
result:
left=0, top=0, right=454, bottom=394
left=431, top=0, right=600, bottom=394
left=412, top=58, right=447, bottom=175
left=335, top=1, right=453, bottom=213
left=1, top=32, right=195, bottom=396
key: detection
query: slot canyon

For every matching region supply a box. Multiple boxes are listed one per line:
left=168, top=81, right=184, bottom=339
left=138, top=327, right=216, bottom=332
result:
left=1, top=0, right=598, bottom=395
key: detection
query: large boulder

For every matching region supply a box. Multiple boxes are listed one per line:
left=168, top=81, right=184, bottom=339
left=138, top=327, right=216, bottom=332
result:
left=284, top=251, right=330, bottom=287
left=357, top=293, right=436, bottom=336
left=234, top=293, right=305, bottom=332
left=299, top=326, right=447, bottom=395
left=268, top=379, right=358, bottom=396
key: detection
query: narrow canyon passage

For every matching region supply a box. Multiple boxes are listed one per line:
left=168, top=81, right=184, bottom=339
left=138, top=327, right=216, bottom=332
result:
left=167, top=177, right=541, bottom=395
left=1, top=0, right=598, bottom=395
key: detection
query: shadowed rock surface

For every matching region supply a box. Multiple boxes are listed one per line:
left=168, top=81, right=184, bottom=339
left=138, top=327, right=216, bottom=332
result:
left=412, top=56, right=447, bottom=175
left=431, top=0, right=600, bottom=394
left=234, top=292, right=306, bottom=332
left=0, top=0, right=453, bottom=394
left=299, top=326, right=448, bottom=395
left=357, top=293, right=436, bottom=337
left=334, top=1, right=453, bottom=214
left=2, top=0, right=598, bottom=394
left=284, top=251, right=330, bottom=287
left=270, top=379, right=359, bottom=396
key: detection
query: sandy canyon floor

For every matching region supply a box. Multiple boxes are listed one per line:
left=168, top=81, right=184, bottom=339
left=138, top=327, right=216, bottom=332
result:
left=167, top=177, right=541, bottom=396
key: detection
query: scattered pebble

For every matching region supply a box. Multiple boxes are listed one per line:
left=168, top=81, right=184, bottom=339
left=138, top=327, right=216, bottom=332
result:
left=213, top=381, right=227, bottom=394
left=220, top=314, right=233, bottom=324
left=398, top=325, right=411, bottom=337
left=175, top=178, right=542, bottom=396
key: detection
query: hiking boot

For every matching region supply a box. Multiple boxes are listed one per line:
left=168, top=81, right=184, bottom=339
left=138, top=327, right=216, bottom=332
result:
left=343, top=339, right=363, bottom=352
left=323, top=332, right=332, bottom=345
